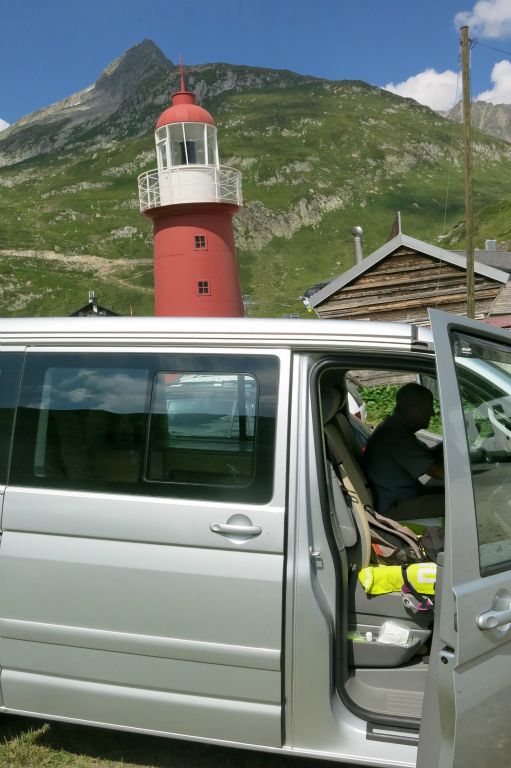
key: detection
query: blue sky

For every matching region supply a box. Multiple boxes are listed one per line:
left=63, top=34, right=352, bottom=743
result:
left=2, top=0, right=511, bottom=130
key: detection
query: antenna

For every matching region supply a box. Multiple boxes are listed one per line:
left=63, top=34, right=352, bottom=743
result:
left=179, top=54, right=186, bottom=92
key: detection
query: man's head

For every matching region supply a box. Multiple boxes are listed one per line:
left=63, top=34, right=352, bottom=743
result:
left=395, top=383, right=435, bottom=431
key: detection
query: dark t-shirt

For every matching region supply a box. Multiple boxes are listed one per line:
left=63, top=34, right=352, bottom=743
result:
left=363, top=412, right=439, bottom=513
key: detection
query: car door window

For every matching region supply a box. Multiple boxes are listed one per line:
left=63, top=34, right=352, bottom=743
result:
left=0, top=353, right=23, bottom=483
left=453, top=332, right=511, bottom=576
left=147, top=373, right=257, bottom=488
left=11, top=352, right=278, bottom=504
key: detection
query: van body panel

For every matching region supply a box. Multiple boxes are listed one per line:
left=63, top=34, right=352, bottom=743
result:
left=2, top=670, right=280, bottom=746
left=2, top=488, right=285, bottom=554
left=0, top=343, right=291, bottom=747
left=0, top=531, right=283, bottom=655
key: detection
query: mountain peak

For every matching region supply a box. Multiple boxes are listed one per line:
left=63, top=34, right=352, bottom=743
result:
left=100, top=40, right=172, bottom=78
left=96, top=39, right=173, bottom=97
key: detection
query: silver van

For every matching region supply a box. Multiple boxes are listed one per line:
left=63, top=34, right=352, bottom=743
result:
left=0, top=309, right=509, bottom=768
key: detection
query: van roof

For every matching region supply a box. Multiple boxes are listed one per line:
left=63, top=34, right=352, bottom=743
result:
left=0, top=316, right=434, bottom=352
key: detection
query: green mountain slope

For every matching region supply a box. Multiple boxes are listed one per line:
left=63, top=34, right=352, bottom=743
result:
left=1, top=41, right=510, bottom=317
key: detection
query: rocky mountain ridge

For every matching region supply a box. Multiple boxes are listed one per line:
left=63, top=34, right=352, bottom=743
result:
left=1, top=40, right=511, bottom=317
left=446, top=100, right=511, bottom=143
left=0, top=41, right=314, bottom=169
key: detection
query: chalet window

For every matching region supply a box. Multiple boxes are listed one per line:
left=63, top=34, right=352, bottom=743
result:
left=197, top=280, right=210, bottom=295
left=194, top=235, right=207, bottom=250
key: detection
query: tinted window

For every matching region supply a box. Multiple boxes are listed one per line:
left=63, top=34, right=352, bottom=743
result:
left=453, top=333, right=511, bottom=576
left=147, top=373, right=257, bottom=488
left=0, top=353, right=23, bottom=483
left=11, top=352, right=278, bottom=504
left=11, top=353, right=151, bottom=494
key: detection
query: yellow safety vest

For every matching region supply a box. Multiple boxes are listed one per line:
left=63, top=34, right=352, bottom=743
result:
left=359, top=562, right=437, bottom=596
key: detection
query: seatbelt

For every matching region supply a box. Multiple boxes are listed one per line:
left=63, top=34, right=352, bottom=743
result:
left=401, top=564, right=435, bottom=612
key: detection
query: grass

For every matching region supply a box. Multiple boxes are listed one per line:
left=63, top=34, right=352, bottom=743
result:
left=2, top=63, right=511, bottom=317
left=0, top=715, right=340, bottom=768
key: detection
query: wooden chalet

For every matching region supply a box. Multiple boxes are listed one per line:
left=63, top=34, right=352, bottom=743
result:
left=308, top=233, right=511, bottom=326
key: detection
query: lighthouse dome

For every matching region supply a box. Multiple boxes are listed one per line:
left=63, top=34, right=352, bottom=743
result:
left=156, top=91, right=216, bottom=129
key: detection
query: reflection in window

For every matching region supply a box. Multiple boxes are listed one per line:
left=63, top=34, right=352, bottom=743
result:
left=11, top=352, right=279, bottom=504
left=0, top=354, right=23, bottom=483
left=158, top=141, right=168, bottom=170
left=454, top=332, right=511, bottom=575
left=12, top=356, right=150, bottom=492
left=147, top=373, right=257, bottom=487
left=206, top=125, right=217, bottom=165
left=34, top=367, right=149, bottom=484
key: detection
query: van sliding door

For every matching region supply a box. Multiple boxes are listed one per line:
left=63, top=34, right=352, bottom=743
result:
left=0, top=348, right=290, bottom=747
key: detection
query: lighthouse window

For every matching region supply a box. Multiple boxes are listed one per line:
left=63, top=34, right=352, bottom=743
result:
left=181, top=140, right=197, bottom=164
left=197, top=280, right=210, bottom=295
left=194, top=235, right=207, bottom=250
left=169, top=124, right=184, bottom=166
left=168, top=123, right=207, bottom=165
left=206, top=125, right=217, bottom=165
left=183, top=124, right=206, bottom=164
left=158, top=141, right=169, bottom=170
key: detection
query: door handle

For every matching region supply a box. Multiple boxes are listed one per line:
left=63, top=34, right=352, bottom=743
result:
left=210, top=523, right=262, bottom=537
left=477, top=590, right=511, bottom=630
left=477, top=608, right=511, bottom=630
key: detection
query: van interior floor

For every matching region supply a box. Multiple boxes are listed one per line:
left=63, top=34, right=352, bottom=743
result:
left=345, top=656, right=429, bottom=719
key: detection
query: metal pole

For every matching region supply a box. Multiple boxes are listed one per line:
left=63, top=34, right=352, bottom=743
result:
left=461, top=25, right=475, bottom=319
left=351, top=226, right=364, bottom=264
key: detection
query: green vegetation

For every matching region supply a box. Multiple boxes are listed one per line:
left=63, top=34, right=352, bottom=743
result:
left=0, top=715, right=303, bottom=767
left=361, top=385, right=443, bottom=433
left=1, top=61, right=511, bottom=317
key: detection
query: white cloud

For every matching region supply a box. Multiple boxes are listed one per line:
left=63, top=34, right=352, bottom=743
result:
left=0, top=118, right=9, bottom=132
left=477, top=59, right=511, bottom=102
left=455, top=0, right=511, bottom=38
left=385, top=69, right=459, bottom=112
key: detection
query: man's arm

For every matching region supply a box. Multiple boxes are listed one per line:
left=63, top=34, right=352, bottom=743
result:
left=426, top=442, right=444, bottom=479
left=396, top=436, right=444, bottom=481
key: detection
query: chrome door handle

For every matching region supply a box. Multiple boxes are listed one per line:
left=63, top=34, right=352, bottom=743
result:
left=478, top=590, right=511, bottom=630
left=477, top=608, right=511, bottom=630
left=210, top=522, right=262, bottom=537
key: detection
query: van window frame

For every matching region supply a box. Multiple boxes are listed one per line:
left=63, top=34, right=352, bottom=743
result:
left=10, top=350, right=280, bottom=505
left=309, top=351, right=437, bottom=732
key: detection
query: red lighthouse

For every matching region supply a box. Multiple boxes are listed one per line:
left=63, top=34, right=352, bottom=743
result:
left=138, top=70, right=244, bottom=317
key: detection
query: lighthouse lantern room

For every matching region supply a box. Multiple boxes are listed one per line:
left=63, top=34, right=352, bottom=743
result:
left=138, top=67, right=244, bottom=317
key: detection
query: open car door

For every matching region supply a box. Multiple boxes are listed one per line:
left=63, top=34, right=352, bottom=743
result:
left=418, top=310, right=511, bottom=768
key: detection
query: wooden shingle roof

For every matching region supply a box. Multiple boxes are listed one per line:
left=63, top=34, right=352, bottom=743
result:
left=309, top=233, right=509, bottom=309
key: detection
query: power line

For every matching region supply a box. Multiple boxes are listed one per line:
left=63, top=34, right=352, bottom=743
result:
left=473, top=39, right=511, bottom=58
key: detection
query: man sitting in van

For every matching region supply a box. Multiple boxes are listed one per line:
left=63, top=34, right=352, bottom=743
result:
left=363, top=383, right=444, bottom=521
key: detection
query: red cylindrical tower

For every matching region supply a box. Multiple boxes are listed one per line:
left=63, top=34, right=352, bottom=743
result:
left=138, top=78, right=244, bottom=317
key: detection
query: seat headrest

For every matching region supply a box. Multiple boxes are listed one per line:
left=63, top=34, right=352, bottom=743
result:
left=321, top=387, right=342, bottom=424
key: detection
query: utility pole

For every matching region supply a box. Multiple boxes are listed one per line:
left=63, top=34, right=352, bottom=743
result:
left=461, top=25, right=475, bottom=319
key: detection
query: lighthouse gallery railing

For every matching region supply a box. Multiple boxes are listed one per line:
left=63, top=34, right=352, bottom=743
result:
left=138, top=165, right=242, bottom=211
